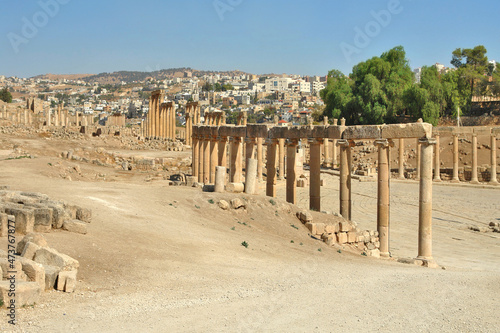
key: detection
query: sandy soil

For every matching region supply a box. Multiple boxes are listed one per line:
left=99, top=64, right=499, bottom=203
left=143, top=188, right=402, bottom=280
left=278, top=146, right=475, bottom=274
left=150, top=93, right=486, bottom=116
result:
left=0, top=130, right=498, bottom=333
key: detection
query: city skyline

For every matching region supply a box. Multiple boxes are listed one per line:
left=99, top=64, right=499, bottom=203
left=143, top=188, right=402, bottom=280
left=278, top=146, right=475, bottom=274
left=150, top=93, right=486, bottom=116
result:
left=2, top=0, right=499, bottom=78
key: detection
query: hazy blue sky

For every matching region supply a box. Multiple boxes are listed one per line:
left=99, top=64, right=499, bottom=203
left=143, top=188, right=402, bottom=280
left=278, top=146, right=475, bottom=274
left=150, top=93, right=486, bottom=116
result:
left=2, top=0, right=499, bottom=77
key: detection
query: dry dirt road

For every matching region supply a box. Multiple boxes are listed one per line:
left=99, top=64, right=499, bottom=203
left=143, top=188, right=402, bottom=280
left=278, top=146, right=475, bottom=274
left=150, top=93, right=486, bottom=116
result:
left=0, top=133, right=498, bottom=333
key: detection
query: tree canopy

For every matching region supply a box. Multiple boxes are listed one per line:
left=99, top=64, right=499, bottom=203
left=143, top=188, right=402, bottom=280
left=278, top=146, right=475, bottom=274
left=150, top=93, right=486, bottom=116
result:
left=0, top=88, right=13, bottom=103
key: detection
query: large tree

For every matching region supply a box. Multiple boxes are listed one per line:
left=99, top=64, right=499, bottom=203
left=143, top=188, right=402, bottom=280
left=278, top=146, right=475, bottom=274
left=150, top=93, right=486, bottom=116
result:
left=0, top=88, right=12, bottom=103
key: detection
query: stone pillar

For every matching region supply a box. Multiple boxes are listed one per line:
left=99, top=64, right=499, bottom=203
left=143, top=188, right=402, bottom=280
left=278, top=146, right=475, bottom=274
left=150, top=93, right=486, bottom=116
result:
left=286, top=139, right=298, bottom=204
left=416, top=139, right=421, bottom=180
left=452, top=134, right=460, bottom=182
left=230, top=137, right=243, bottom=183
left=245, top=158, right=258, bottom=194
left=398, top=138, right=405, bottom=179
left=76, top=112, right=80, bottom=127
left=266, top=139, right=278, bottom=197
left=159, top=104, right=165, bottom=139
left=278, top=138, right=285, bottom=179
left=198, top=136, right=204, bottom=183
left=214, top=166, right=226, bottom=193
left=65, top=109, right=69, bottom=127
left=375, top=139, right=390, bottom=257
left=257, top=137, right=263, bottom=181
left=245, top=138, right=256, bottom=169
left=417, top=138, right=436, bottom=263
left=338, top=139, right=353, bottom=220
left=471, top=134, right=479, bottom=184
left=332, top=118, right=339, bottom=168
left=203, top=136, right=210, bottom=184
left=218, top=136, right=228, bottom=168
left=171, top=103, right=176, bottom=140
left=210, top=136, right=218, bottom=184
left=323, top=117, right=330, bottom=167
left=186, top=113, right=192, bottom=146
left=147, top=99, right=152, bottom=138
left=433, top=135, right=441, bottom=182
left=490, top=134, right=498, bottom=185
left=309, top=138, right=322, bottom=212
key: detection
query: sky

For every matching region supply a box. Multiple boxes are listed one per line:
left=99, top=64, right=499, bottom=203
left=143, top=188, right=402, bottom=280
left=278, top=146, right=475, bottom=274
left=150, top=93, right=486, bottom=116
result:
left=1, top=0, right=499, bottom=78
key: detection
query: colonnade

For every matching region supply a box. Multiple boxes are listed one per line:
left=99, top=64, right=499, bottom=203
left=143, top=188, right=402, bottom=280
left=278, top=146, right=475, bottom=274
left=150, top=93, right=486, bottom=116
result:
left=192, top=122, right=436, bottom=264
left=145, top=90, right=176, bottom=140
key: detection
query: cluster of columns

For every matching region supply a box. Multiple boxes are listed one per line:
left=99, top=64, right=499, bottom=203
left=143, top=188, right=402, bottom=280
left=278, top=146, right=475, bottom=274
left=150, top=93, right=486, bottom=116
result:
left=145, top=90, right=176, bottom=140
left=191, top=122, right=437, bottom=263
left=106, top=114, right=126, bottom=127
left=185, top=102, right=201, bottom=146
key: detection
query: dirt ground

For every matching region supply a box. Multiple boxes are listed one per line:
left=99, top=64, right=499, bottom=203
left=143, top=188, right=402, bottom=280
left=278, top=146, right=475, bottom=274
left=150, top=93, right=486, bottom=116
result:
left=0, top=129, right=499, bottom=333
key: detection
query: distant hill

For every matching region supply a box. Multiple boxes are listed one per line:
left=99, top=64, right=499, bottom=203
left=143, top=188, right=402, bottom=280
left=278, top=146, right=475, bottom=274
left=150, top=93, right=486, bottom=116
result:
left=32, top=68, right=251, bottom=84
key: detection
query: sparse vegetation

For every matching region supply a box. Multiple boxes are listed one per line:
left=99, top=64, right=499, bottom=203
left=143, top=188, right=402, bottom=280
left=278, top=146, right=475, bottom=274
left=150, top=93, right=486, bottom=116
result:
left=269, top=199, right=276, bottom=206
left=241, top=241, right=248, bottom=248
left=208, top=199, right=214, bottom=204
left=290, top=224, right=299, bottom=230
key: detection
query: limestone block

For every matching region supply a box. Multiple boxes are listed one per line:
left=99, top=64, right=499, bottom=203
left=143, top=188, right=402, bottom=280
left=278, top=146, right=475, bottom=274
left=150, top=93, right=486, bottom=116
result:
left=367, top=249, right=381, bottom=258
left=492, top=127, right=500, bottom=135
left=310, top=126, right=328, bottom=138
left=284, top=126, right=313, bottom=139
left=33, top=207, right=53, bottom=233
left=43, top=265, right=60, bottom=290
left=0, top=259, right=22, bottom=279
left=342, top=125, right=381, bottom=140
left=246, top=124, right=268, bottom=138
left=16, top=232, right=48, bottom=254
left=381, top=123, right=432, bottom=139
left=339, top=221, right=351, bottom=232
left=0, top=281, right=41, bottom=308
left=325, top=235, right=336, bottom=246
left=347, top=231, right=357, bottom=243
left=473, top=127, right=492, bottom=136
left=305, top=222, right=316, bottom=234
left=315, top=223, right=326, bottom=235
left=327, top=126, right=344, bottom=139
left=43, top=202, right=67, bottom=229
left=432, top=126, right=454, bottom=136
left=218, top=200, right=229, bottom=210
left=76, top=207, right=92, bottom=223
left=0, top=213, right=7, bottom=237
left=336, top=232, right=348, bottom=244
left=296, top=179, right=306, bottom=187
left=226, top=182, right=244, bottom=193
left=21, top=242, right=40, bottom=260
left=62, top=220, right=88, bottom=235
left=57, top=270, right=77, bottom=293
left=230, top=198, right=246, bottom=210
left=18, top=257, right=45, bottom=291
left=325, top=224, right=339, bottom=234
left=33, top=247, right=79, bottom=271
left=63, top=204, right=78, bottom=219
left=297, top=210, right=313, bottom=223
left=320, top=179, right=326, bottom=186
left=268, top=126, right=286, bottom=139
left=3, top=207, right=34, bottom=234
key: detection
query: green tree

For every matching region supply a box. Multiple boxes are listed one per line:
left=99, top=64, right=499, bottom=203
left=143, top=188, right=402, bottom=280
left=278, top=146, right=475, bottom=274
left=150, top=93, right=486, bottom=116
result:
left=450, top=45, right=488, bottom=108
left=0, top=88, right=13, bottom=103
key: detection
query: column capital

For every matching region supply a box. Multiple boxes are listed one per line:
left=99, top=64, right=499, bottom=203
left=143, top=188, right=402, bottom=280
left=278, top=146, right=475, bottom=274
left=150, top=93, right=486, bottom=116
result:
left=336, top=139, right=355, bottom=147
left=374, top=139, right=390, bottom=148
left=286, top=138, right=299, bottom=146
left=245, top=137, right=257, bottom=144
left=308, top=138, right=323, bottom=145
left=418, top=138, right=437, bottom=146
left=218, top=135, right=228, bottom=142
left=229, top=136, right=243, bottom=143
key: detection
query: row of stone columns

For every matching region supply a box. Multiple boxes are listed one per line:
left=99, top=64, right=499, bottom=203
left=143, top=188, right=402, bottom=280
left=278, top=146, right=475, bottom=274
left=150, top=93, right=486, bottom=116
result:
left=145, top=90, right=177, bottom=140
left=185, top=102, right=200, bottom=146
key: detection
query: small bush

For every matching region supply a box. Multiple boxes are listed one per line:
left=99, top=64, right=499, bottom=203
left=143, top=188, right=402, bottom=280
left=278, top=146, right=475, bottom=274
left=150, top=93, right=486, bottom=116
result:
left=269, top=199, right=276, bottom=206
left=241, top=241, right=248, bottom=248
left=208, top=199, right=214, bottom=204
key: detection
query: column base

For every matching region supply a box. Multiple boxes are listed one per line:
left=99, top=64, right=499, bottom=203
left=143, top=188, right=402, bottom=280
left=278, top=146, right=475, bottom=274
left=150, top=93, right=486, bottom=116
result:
left=414, top=257, right=439, bottom=268
left=450, top=179, right=460, bottom=183
left=489, top=180, right=499, bottom=186
left=470, top=180, right=479, bottom=185
left=380, top=251, right=391, bottom=258
left=433, top=178, right=442, bottom=182
left=398, top=176, right=406, bottom=180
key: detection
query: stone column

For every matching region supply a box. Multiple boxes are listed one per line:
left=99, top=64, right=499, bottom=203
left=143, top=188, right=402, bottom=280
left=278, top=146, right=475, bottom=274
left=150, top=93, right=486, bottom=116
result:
left=286, top=139, right=298, bottom=204
left=171, top=103, right=176, bottom=140
left=147, top=99, right=152, bottom=138
left=332, top=118, right=339, bottom=168
left=451, top=134, right=460, bottom=182
left=230, top=137, right=243, bottom=183
left=433, top=135, right=441, bottom=182
left=257, top=137, right=263, bottom=181
left=323, top=117, right=330, bottom=167
left=198, top=136, right=204, bottom=183
left=192, top=134, right=199, bottom=178
left=210, top=136, right=218, bottom=184
left=338, top=139, right=353, bottom=220
left=309, top=138, right=322, bottom=212
left=218, top=136, right=228, bottom=168
left=245, top=158, right=258, bottom=194
left=398, top=138, right=405, bottom=179
left=490, top=134, right=498, bottom=185
left=245, top=138, right=256, bottom=169
left=278, top=138, right=285, bottom=179
left=375, top=139, right=390, bottom=257
left=159, top=105, right=165, bottom=139
left=186, top=113, right=192, bottom=146
left=214, top=166, right=226, bottom=193
left=203, top=136, right=210, bottom=184
left=417, top=138, right=436, bottom=263
left=416, top=139, right=421, bottom=180
left=266, top=139, right=278, bottom=197
left=471, top=134, right=479, bottom=184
